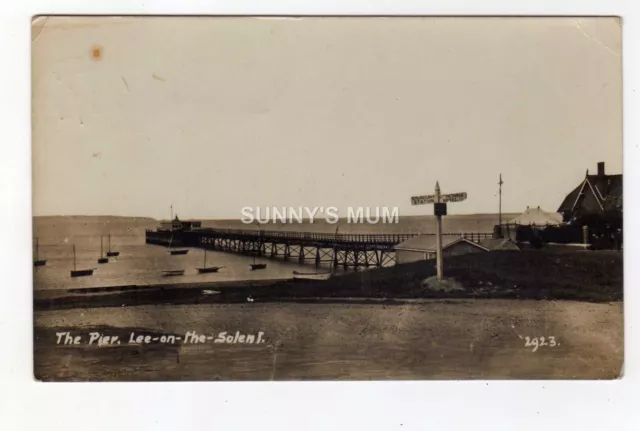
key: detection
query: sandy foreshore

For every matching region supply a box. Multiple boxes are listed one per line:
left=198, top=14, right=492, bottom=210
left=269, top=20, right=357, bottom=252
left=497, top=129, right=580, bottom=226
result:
left=33, top=250, right=624, bottom=381
left=34, top=299, right=623, bottom=381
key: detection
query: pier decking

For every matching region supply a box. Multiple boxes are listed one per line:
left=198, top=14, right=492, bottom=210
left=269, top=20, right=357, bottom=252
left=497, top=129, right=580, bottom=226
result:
left=146, top=228, right=493, bottom=269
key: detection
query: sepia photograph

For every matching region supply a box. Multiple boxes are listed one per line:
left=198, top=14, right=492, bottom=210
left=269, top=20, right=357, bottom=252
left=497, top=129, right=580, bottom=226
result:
left=31, top=16, right=623, bottom=381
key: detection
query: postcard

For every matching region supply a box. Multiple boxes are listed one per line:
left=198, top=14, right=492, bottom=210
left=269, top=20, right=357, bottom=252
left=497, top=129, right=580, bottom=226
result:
left=32, top=16, right=623, bottom=381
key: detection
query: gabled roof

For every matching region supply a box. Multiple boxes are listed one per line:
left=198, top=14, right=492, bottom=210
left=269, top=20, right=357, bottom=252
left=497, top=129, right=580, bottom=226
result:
left=478, top=238, right=520, bottom=251
left=394, top=235, right=489, bottom=252
left=558, top=174, right=623, bottom=214
left=588, top=174, right=623, bottom=211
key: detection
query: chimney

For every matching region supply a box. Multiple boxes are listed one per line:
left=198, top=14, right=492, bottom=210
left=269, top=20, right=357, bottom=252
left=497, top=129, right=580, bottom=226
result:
left=597, top=162, right=605, bottom=177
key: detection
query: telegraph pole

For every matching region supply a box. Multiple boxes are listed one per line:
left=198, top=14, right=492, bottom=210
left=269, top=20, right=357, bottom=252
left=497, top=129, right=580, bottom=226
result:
left=435, top=181, right=443, bottom=281
left=498, top=174, right=503, bottom=229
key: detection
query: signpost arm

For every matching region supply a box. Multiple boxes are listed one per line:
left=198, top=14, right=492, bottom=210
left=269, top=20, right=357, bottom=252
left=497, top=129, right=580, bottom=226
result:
left=435, top=181, right=443, bottom=281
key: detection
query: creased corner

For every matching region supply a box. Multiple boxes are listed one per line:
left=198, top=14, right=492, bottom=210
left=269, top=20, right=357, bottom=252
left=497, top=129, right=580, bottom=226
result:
left=31, top=16, right=50, bottom=45
left=616, top=360, right=624, bottom=380
left=572, top=19, right=621, bottom=57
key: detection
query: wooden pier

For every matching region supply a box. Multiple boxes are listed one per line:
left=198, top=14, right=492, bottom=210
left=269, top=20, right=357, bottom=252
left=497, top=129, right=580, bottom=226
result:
left=146, top=228, right=492, bottom=269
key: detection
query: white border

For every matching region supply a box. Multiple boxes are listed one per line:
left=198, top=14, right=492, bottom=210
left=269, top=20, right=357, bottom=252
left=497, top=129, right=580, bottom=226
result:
left=2, top=1, right=639, bottom=430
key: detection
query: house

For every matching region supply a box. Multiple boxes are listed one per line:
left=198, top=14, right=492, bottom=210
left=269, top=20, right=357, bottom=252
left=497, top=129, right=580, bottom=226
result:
left=394, top=235, right=489, bottom=265
left=557, top=162, right=622, bottom=227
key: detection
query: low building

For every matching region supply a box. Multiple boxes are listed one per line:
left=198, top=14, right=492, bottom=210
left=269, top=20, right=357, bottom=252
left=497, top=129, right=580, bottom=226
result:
left=508, top=206, right=563, bottom=226
left=158, top=215, right=202, bottom=232
left=394, top=235, right=489, bottom=265
left=498, top=206, right=564, bottom=243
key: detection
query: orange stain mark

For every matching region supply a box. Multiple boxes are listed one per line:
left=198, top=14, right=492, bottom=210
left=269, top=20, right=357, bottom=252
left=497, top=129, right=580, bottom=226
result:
left=91, top=46, right=103, bottom=61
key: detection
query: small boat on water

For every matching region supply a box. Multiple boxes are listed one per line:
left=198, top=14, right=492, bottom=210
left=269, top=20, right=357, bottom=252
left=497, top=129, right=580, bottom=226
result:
left=106, top=234, right=120, bottom=257
left=168, top=234, right=189, bottom=255
left=33, top=237, right=46, bottom=267
left=163, top=269, right=185, bottom=277
left=71, top=269, right=95, bottom=277
left=292, top=270, right=333, bottom=281
left=70, top=245, right=95, bottom=277
left=97, top=237, right=109, bottom=264
left=197, top=266, right=222, bottom=273
left=249, top=253, right=267, bottom=270
left=196, top=249, right=224, bottom=273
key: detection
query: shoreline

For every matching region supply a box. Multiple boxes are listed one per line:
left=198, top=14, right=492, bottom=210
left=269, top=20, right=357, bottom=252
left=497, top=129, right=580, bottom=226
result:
left=35, top=285, right=624, bottom=313
left=34, top=250, right=623, bottom=311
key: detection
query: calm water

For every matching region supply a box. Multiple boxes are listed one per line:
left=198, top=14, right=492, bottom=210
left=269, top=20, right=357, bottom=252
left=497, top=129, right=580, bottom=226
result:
left=32, top=217, right=317, bottom=290
left=33, top=214, right=510, bottom=290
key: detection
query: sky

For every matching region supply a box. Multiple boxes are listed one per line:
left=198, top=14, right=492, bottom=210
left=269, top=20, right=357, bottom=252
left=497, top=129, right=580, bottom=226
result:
left=31, top=17, right=622, bottom=220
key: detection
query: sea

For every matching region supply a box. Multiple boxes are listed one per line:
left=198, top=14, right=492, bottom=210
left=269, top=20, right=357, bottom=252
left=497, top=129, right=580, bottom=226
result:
left=33, top=214, right=515, bottom=291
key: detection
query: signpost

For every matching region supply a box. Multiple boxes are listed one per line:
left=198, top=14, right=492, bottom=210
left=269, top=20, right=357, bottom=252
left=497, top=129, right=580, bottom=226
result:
left=411, top=183, right=467, bottom=281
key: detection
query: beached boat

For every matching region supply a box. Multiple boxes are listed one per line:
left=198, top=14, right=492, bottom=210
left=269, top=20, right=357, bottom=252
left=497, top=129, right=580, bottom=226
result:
left=70, top=245, right=95, bottom=277
left=292, top=270, right=333, bottom=281
left=162, top=269, right=185, bottom=277
left=33, top=237, right=46, bottom=267
left=196, top=249, right=224, bottom=273
left=97, top=237, right=109, bottom=264
left=106, top=234, right=120, bottom=257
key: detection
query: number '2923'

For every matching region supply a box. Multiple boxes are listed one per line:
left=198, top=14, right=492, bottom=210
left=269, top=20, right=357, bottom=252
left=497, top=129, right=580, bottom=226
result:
left=524, top=336, right=558, bottom=352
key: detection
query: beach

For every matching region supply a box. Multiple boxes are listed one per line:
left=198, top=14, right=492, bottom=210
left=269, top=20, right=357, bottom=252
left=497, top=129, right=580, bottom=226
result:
left=34, top=299, right=623, bottom=381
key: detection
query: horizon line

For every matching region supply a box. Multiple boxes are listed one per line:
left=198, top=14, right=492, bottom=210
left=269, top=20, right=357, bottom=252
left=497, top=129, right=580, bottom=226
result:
left=33, top=211, right=529, bottom=220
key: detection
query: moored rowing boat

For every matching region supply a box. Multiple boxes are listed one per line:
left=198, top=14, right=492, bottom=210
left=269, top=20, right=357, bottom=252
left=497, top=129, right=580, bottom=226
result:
left=292, top=270, right=333, bottom=281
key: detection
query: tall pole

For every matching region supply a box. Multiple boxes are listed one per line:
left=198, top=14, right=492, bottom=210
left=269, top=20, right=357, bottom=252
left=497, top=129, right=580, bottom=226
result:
left=170, top=204, right=173, bottom=221
left=498, top=174, right=503, bottom=227
left=435, top=181, right=443, bottom=281
left=73, top=245, right=76, bottom=271
left=333, top=222, right=339, bottom=270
